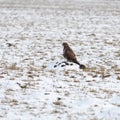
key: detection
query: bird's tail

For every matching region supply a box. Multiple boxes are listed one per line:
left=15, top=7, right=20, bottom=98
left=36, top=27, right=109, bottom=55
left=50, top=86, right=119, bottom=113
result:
left=74, top=61, right=86, bottom=69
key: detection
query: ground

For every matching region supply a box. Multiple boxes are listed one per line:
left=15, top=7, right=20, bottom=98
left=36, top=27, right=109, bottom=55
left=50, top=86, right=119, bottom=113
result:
left=0, top=0, right=120, bottom=120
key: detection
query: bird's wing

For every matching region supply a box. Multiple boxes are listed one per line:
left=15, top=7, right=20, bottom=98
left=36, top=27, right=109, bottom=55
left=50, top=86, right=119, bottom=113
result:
left=66, top=49, right=76, bottom=60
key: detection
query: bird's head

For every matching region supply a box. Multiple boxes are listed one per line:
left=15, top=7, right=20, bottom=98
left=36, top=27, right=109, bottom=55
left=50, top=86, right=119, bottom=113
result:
left=62, top=42, right=69, bottom=48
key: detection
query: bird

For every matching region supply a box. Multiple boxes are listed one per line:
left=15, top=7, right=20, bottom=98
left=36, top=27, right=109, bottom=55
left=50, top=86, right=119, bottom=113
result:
left=62, top=42, right=86, bottom=69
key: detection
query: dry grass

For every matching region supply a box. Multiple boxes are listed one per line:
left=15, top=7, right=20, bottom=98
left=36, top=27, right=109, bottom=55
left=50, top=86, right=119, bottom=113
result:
left=1, top=98, right=18, bottom=106
left=53, top=101, right=61, bottom=106
left=117, top=76, right=120, bottom=80
left=90, top=89, right=97, bottom=93
left=5, top=63, right=21, bottom=70
left=0, top=75, right=4, bottom=78
left=74, top=79, right=79, bottom=82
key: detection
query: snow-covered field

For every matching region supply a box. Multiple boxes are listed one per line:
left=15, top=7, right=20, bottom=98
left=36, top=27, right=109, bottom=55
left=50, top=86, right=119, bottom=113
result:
left=0, top=0, right=120, bottom=120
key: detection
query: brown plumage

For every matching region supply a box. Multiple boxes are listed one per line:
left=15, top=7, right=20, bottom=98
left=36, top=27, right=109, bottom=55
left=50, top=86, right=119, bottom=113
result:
left=62, top=42, right=86, bottom=69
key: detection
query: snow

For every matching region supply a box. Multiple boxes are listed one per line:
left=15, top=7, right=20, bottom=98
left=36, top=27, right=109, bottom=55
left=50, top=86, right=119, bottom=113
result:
left=0, top=0, right=120, bottom=120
